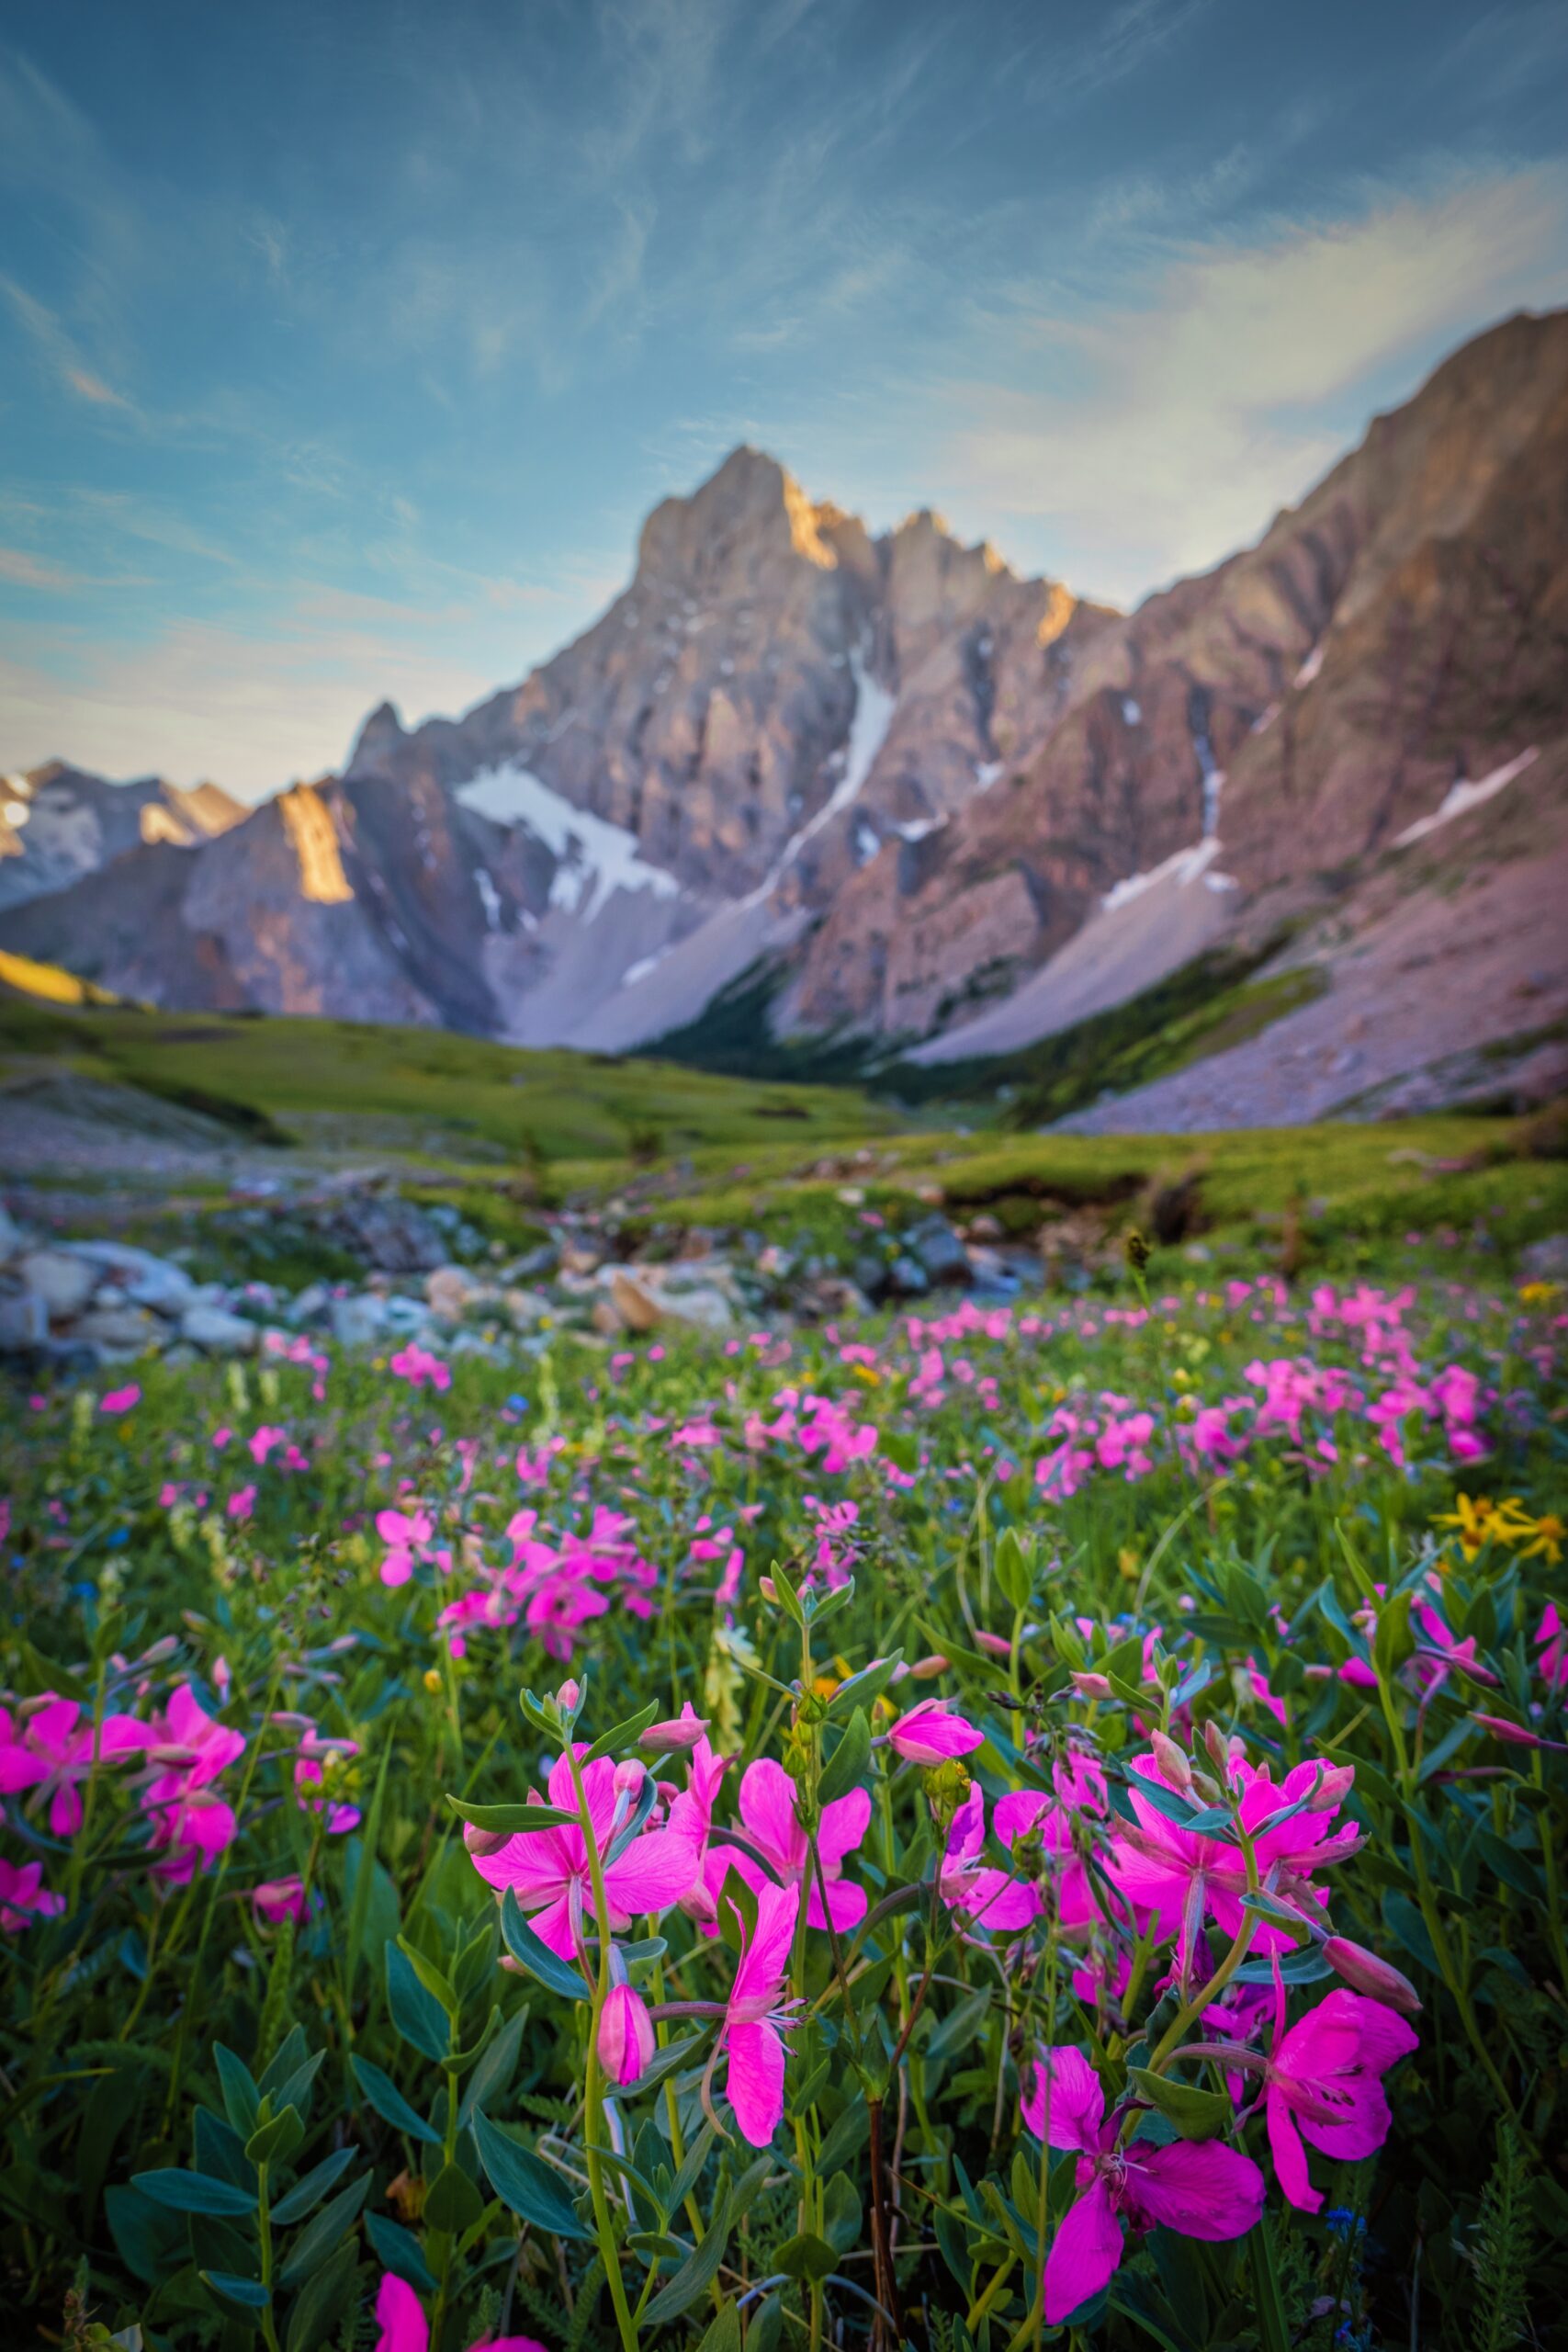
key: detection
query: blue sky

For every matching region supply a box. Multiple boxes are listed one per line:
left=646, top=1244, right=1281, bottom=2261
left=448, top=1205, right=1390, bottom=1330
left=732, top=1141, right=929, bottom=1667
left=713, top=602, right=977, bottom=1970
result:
left=3, top=0, right=1567, bottom=798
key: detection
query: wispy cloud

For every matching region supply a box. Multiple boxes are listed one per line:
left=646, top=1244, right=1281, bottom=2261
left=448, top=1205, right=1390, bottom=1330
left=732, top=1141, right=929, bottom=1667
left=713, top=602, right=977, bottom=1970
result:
left=0, top=276, right=137, bottom=415
left=931, top=165, right=1568, bottom=600
left=0, top=547, right=83, bottom=591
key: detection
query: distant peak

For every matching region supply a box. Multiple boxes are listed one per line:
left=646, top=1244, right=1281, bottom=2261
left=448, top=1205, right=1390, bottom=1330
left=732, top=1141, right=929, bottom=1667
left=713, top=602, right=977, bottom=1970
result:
left=637, top=444, right=842, bottom=578
left=349, top=698, right=406, bottom=772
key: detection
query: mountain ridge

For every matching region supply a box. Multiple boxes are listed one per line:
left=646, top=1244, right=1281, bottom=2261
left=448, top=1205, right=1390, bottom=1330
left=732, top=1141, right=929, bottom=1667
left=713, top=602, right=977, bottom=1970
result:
left=5, top=306, right=1567, bottom=1125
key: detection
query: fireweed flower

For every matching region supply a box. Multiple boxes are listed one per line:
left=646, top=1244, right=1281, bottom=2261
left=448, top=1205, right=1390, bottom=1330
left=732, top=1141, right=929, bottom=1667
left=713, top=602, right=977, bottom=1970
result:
left=1108, top=1752, right=1359, bottom=1974
left=886, top=1700, right=983, bottom=1764
left=1022, top=2044, right=1264, bottom=2324
left=464, top=1746, right=698, bottom=1957
left=0, top=1858, right=66, bottom=1931
left=0, top=1694, right=152, bottom=1835
left=939, top=1787, right=1043, bottom=1934
left=715, top=1878, right=802, bottom=2146
left=141, top=1683, right=246, bottom=1883
left=371, top=2269, right=546, bottom=2352
left=598, top=1978, right=658, bottom=2087
left=712, top=1758, right=869, bottom=1931
left=1259, top=1990, right=1418, bottom=2213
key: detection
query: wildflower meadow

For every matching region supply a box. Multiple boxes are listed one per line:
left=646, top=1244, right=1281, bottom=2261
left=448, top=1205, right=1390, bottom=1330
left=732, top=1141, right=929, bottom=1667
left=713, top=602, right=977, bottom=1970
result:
left=3, top=1252, right=1565, bottom=2350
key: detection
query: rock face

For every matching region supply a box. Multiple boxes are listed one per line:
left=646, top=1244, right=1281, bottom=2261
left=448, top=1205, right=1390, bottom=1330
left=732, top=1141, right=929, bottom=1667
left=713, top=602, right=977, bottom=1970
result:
left=795, top=307, right=1568, bottom=1045
left=4, top=311, right=1567, bottom=1120
left=0, top=763, right=242, bottom=912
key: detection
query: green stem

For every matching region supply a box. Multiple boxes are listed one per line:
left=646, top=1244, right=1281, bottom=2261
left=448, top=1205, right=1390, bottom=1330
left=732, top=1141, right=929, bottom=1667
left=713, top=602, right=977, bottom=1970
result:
left=568, top=1744, right=640, bottom=2352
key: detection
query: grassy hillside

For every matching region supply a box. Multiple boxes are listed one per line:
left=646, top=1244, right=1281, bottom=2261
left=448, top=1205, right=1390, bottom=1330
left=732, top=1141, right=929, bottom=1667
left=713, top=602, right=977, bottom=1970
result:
left=0, top=989, right=905, bottom=1168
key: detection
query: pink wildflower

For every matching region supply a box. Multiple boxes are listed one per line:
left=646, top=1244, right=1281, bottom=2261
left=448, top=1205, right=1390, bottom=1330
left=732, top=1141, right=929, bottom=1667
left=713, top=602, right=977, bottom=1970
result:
left=886, top=1701, right=983, bottom=1764
left=715, top=1759, right=868, bottom=1932
left=598, top=1982, right=658, bottom=2086
left=1261, top=1990, right=1418, bottom=2212
left=464, top=1747, right=698, bottom=1958
left=0, top=1857, right=65, bottom=1931
left=1023, top=2044, right=1264, bottom=2323
left=718, top=1879, right=801, bottom=2146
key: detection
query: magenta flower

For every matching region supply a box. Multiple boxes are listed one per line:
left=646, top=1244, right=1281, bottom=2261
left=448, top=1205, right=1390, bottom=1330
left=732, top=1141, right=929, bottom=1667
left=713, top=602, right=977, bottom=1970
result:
left=465, top=1747, right=698, bottom=1958
left=714, top=1759, right=868, bottom=1932
left=0, top=1858, right=65, bottom=1931
left=1108, top=1753, right=1359, bottom=1973
left=372, top=2269, right=546, bottom=2352
left=1261, top=1990, right=1417, bottom=2212
left=886, top=1701, right=983, bottom=1764
left=0, top=1694, right=152, bottom=1836
left=142, top=1684, right=246, bottom=1883
left=252, top=1876, right=308, bottom=1926
left=939, top=1788, right=1042, bottom=1934
left=718, top=1878, right=801, bottom=2146
left=598, top=1982, right=657, bottom=2086
left=1022, top=2044, right=1264, bottom=2324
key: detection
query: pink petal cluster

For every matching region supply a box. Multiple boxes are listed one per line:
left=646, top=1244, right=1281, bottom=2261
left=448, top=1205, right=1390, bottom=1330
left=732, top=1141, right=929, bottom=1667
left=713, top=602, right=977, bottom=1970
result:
left=465, top=1747, right=698, bottom=1956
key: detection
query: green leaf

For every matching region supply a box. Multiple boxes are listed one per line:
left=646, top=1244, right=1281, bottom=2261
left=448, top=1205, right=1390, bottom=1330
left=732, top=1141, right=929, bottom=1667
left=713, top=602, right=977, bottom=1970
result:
left=395, top=1934, right=460, bottom=2019
left=257, top=2027, right=310, bottom=2102
left=201, top=2270, right=270, bottom=2312
left=386, top=1941, right=451, bottom=2062
left=499, top=1890, right=592, bottom=2003
left=245, top=2105, right=304, bottom=2168
left=269, top=2148, right=357, bottom=2227
left=472, top=2111, right=592, bottom=2240
left=1474, top=1827, right=1542, bottom=1900
left=350, top=2056, right=441, bottom=2147
left=446, top=1795, right=580, bottom=1833
left=823, top=2172, right=863, bottom=2256
left=697, top=2302, right=742, bottom=2352
left=285, top=2237, right=358, bottom=2352
left=458, top=2007, right=528, bottom=2131
left=815, top=2100, right=870, bottom=2175
left=826, top=1652, right=904, bottom=1720
left=643, top=2157, right=772, bottom=2324
left=276, top=2172, right=370, bottom=2290
left=1127, top=2068, right=1234, bottom=2141
left=818, top=1708, right=872, bottom=1804
left=365, top=2211, right=438, bottom=2293
left=581, top=1701, right=660, bottom=1765
left=213, top=2044, right=261, bottom=2138
left=423, top=2160, right=484, bottom=2234
left=105, top=2184, right=188, bottom=2285
left=994, top=1527, right=1033, bottom=1610
left=132, top=2169, right=258, bottom=2218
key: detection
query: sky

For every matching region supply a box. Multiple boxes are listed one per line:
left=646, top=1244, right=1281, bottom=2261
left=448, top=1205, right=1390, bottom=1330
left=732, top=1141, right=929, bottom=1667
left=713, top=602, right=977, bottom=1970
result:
left=3, top=0, right=1567, bottom=801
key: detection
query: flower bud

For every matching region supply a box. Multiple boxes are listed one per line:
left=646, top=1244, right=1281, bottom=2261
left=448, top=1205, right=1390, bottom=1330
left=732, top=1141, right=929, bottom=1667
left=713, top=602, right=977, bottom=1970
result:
left=597, top=1984, right=657, bottom=2087
left=1070, top=1671, right=1115, bottom=1702
left=1323, top=1936, right=1422, bottom=2017
left=1149, top=1732, right=1192, bottom=1791
left=923, top=1757, right=972, bottom=1837
left=909, top=1653, right=950, bottom=1679
left=639, top=1706, right=709, bottom=1755
left=1307, top=1761, right=1356, bottom=1811
left=556, top=1678, right=581, bottom=1716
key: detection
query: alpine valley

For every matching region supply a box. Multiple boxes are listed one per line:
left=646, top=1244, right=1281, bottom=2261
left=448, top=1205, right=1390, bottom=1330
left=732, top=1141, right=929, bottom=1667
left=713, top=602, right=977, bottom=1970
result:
left=5, top=307, right=1567, bottom=1129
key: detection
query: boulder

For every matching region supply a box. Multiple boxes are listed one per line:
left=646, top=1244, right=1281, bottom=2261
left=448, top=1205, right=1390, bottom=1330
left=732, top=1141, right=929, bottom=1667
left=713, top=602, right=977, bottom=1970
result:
left=18, top=1250, right=97, bottom=1320
left=74, top=1305, right=163, bottom=1350
left=608, top=1271, right=663, bottom=1332
left=886, top=1253, right=931, bottom=1299
left=503, top=1287, right=555, bottom=1329
left=330, top=1293, right=390, bottom=1348
left=59, top=1240, right=196, bottom=1314
left=0, top=1287, right=48, bottom=1351
left=181, top=1303, right=260, bottom=1354
left=656, top=1284, right=737, bottom=1333
left=905, top=1213, right=971, bottom=1287
left=286, top=1282, right=331, bottom=1327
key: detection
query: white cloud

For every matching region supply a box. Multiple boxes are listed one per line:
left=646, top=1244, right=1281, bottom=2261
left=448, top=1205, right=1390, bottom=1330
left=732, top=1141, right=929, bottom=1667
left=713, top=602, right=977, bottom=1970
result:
left=931, top=167, right=1568, bottom=602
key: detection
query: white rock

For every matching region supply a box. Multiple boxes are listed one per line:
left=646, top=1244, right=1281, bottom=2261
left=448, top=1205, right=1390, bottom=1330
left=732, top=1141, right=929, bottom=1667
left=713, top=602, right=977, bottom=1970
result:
left=0, top=1289, right=48, bottom=1350
left=19, top=1250, right=98, bottom=1319
left=330, top=1293, right=389, bottom=1348
left=181, top=1304, right=260, bottom=1354
left=75, top=1305, right=163, bottom=1349
left=59, top=1241, right=196, bottom=1314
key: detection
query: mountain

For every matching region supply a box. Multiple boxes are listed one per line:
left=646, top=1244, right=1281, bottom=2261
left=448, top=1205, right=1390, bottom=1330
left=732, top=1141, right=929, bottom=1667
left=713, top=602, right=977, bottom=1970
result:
left=5, top=308, right=1567, bottom=1124
left=0, top=763, right=243, bottom=912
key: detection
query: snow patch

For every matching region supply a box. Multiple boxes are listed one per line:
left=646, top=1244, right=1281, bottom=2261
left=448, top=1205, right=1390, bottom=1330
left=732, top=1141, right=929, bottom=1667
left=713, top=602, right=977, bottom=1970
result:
left=456, top=763, right=679, bottom=919
left=745, top=647, right=895, bottom=904
left=473, top=867, right=501, bottom=930
left=853, top=820, right=880, bottom=865
left=974, top=760, right=1004, bottom=787
left=1294, top=643, right=1325, bottom=688
left=1191, top=720, right=1224, bottom=838
left=621, top=947, right=670, bottom=988
left=1393, top=749, right=1539, bottom=847
left=1122, top=697, right=1141, bottom=724
left=894, top=815, right=946, bottom=842
left=1101, top=837, right=1225, bottom=914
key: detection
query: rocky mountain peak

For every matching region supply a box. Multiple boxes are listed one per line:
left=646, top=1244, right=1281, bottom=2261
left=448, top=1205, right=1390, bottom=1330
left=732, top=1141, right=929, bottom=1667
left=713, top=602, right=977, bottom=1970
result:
left=349, top=700, right=408, bottom=772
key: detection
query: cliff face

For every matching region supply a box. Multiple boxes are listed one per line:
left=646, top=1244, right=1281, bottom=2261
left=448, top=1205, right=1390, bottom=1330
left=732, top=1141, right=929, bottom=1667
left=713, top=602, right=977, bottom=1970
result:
left=5, top=309, right=1566, bottom=1122
left=789, top=309, right=1568, bottom=1042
